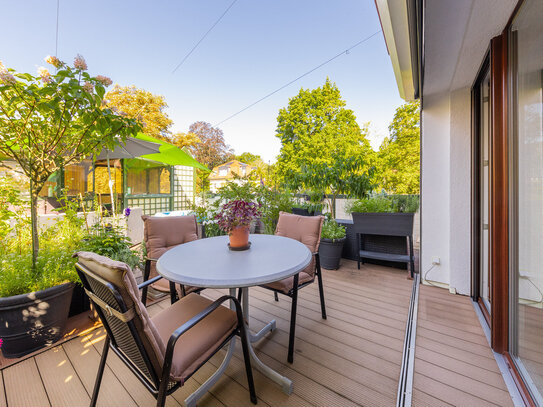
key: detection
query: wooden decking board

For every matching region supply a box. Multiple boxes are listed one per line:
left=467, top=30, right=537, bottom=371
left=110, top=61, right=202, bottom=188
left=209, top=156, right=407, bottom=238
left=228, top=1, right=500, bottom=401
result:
left=412, top=285, right=514, bottom=407
left=296, top=287, right=409, bottom=324
left=417, top=319, right=491, bottom=346
left=413, top=373, right=500, bottom=407
left=201, top=302, right=399, bottom=406
left=0, top=372, right=7, bottom=407
left=415, top=347, right=508, bottom=389
left=62, top=334, right=139, bottom=407
left=416, top=337, right=500, bottom=372
left=34, top=346, right=90, bottom=407
left=0, top=261, right=517, bottom=407
left=251, top=286, right=407, bottom=340
left=3, top=358, right=50, bottom=407
left=299, top=277, right=411, bottom=312
left=411, top=388, right=454, bottom=407
left=245, top=295, right=403, bottom=366
left=203, top=287, right=404, bottom=383
left=247, top=289, right=406, bottom=347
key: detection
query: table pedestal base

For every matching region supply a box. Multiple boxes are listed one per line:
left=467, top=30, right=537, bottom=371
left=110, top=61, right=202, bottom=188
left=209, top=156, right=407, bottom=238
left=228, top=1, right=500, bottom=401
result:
left=184, top=337, right=236, bottom=407
left=240, top=288, right=293, bottom=395
left=183, top=288, right=292, bottom=407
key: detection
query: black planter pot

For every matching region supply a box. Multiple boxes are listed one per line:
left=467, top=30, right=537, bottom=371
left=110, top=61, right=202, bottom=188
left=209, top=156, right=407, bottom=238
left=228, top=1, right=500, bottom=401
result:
left=0, top=282, right=75, bottom=358
left=319, top=237, right=346, bottom=270
left=292, top=207, right=322, bottom=217
left=68, top=283, right=90, bottom=317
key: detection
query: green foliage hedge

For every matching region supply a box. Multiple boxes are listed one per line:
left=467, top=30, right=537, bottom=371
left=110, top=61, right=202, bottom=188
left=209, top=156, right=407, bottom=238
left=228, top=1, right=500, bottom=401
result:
left=347, top=194, right=419, bottom=214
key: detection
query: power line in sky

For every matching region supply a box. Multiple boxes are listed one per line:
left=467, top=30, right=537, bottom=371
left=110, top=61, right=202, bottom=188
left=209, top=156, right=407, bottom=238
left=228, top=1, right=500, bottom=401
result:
left=172, top=0, right=238, bottom=74
left=213, top=30, right=382, bottom=127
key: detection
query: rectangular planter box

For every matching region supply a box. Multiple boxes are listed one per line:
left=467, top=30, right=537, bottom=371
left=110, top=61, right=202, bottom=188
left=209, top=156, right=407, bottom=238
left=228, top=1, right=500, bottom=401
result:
left=338, top=213, right=415, bottom=270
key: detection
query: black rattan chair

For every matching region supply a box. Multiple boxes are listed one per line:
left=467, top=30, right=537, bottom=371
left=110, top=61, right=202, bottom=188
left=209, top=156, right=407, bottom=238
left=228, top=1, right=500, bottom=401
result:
left=259, top=212, right=326, bottom=363
left=74, top=251, right=256, bottom=407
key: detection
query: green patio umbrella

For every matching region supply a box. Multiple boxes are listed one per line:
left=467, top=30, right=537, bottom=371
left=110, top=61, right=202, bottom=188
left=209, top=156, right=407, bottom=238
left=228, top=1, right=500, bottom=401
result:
left=134, top=133, right=210, bottom=172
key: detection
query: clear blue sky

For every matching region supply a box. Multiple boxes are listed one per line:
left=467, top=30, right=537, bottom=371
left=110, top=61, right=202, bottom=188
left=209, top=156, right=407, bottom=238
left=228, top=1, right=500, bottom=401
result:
left=0, top=0, right=403, bottom=163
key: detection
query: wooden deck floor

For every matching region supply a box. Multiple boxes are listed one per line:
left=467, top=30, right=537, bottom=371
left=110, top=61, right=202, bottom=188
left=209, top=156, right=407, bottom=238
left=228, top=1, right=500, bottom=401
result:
left=0, top=260, right=412, bottom=407
left=0, top=261, right=518, bottom=406
left=412, top=284, right=514, bottom=407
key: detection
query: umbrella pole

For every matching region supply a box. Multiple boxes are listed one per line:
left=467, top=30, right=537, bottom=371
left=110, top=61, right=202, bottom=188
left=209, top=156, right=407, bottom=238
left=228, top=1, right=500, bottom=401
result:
left=107, top=154, right=116, bottom=217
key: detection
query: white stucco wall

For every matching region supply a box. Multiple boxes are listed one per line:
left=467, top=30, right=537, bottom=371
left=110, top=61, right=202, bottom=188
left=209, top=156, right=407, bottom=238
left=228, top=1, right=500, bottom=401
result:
left=421, top=92, right=451, bottom=287
left=449, top=87, right=472, bottom=295
left=421, top=88, right=472, bottom=295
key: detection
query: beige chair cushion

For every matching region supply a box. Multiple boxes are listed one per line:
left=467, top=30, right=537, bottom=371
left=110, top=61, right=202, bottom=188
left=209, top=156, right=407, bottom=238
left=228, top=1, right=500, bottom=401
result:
left=265, top=271, right=314, bottom=294
left=142, top=215, right=199, bottom=293
left=262, top=212, right=323, bottom=293
left=75, top=251, right=166, bottom=377
left=151, top=293, right=237, bottom=382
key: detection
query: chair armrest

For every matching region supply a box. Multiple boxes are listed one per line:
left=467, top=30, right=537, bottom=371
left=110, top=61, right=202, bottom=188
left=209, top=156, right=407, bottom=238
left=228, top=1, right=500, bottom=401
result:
left=145, top=257, right=159, bottom=263
left=137, top=275, right=162, bottom=289
left=159, top=295, right=243, bottom=382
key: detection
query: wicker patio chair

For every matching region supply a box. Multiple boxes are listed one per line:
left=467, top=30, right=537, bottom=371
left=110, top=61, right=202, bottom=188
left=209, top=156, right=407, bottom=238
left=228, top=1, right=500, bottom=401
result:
left=74, top=251, right=257, bottom=407
left=260, top=211, right=327, bottom=363
left=141, top=215, right=203, bottom=305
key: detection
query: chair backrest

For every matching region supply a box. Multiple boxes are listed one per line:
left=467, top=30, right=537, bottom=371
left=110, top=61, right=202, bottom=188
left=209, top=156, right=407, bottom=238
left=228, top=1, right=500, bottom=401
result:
left=142, top=215, right=198, bottom=277
left=74, top=251, right=165, bottom=388
left=275, top=211, right=324, bottom=277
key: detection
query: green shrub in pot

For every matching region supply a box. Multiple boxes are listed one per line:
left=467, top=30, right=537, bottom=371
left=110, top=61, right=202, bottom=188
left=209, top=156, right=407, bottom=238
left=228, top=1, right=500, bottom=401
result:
left=319, top=218, right=346, bottom=270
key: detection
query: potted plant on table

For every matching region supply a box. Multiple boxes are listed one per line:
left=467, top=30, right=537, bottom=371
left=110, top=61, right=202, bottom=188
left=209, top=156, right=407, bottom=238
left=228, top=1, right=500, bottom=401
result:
left=319, top=217, right=347, bottom=270
left=0, top=56, right=140, bottom=358
left=215, top=200, right=261, bottom=249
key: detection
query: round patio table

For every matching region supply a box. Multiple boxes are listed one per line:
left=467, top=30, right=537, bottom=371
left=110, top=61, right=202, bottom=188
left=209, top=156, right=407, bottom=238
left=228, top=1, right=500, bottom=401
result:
left=156, top=234, right=311, bottom=406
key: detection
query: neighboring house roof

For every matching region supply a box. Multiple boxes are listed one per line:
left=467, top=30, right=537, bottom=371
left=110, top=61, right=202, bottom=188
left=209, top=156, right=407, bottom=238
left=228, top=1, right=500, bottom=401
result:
left=209, top=160, right=257, bottom=181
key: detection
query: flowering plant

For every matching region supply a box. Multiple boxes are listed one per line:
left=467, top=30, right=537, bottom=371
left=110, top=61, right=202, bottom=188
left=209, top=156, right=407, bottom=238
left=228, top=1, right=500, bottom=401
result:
left=214, top=200, right=261, bottom=234
left=0, top=55, right=141, bottom=272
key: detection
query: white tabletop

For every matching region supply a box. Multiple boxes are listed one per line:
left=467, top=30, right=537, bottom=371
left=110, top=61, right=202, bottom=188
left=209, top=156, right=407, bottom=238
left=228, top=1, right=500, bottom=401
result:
left=156, top=234, right=312, bottom=289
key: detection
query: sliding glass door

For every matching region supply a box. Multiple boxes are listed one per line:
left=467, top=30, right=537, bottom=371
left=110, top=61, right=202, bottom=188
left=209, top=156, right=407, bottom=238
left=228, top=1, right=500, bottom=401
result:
left=472, top=57, right=492, bottom=318
left=509, top=0, right=543, bottom=402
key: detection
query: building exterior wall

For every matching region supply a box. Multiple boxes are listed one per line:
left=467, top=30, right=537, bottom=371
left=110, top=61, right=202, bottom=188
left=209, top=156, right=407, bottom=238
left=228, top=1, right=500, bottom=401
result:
left=449, top=87, right=472, bottom=295
left=421, top=88, right=472, bottom=295
left=421, top=91, right=451, bottom=287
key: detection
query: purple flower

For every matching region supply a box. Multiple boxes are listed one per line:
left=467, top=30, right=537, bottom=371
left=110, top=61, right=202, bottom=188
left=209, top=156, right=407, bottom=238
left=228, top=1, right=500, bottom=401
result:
left=0, top=338, right=3, bottom=348
left=124, top=207, right=131, bottom=217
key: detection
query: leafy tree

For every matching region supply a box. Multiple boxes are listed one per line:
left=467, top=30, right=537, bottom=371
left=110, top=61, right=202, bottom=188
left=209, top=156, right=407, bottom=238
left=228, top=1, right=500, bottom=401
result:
left=105, top=85, right=172, bottom=140
left=376, top=101, right=420, bottom=194
left=171, top=131, right=200, bottom=150
left=234, top=152, right=261, bottom=164
left=186, top=121, right=234, bottom=169
left=0, top=55, right=140, bottom=270
left=275, top=78, right=375, bottom=217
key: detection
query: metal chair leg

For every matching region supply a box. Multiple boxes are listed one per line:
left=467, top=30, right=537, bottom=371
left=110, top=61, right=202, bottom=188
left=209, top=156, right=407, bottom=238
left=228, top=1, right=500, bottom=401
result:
left=142, top=259, right=151, bottom=306
left=238, top=288, right=243, bottom=303
left=356, top=233, right=361, bottom=269
left=288, top=274, right=299, bottom=364
left=315, top=256, right=327, bottom=320
left=237, top=313, right=257, bottom=404
left=274, top=291, right=279, bottom=302
left=90, top=336, right=110, bottom=407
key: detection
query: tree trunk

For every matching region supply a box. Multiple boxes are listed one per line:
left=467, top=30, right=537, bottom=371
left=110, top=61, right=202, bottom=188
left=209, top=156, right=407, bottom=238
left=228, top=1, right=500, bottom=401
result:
left=30, top=180, right=40, bottom=273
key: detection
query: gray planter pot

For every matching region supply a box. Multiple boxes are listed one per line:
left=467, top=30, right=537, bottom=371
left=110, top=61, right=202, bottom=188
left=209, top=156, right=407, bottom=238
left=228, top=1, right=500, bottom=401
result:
left=319, top=237, right=346, bottom=270
left=0, top=282, right=74, bottom=358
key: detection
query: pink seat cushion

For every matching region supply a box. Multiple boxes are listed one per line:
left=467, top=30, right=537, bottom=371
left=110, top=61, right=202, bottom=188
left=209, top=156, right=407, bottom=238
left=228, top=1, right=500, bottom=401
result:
left=142, top=215, right=199, bottom=293
left=262, top=212, right=324, bottom=293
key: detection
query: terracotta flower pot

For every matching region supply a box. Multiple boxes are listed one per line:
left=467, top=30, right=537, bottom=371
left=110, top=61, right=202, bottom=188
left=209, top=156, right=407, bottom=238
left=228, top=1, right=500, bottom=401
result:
left=229, top=226, right=250, bottom=248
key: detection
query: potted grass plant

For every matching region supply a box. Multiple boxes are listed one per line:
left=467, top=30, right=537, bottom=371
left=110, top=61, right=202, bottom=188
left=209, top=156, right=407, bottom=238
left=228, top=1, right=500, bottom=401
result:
left=319, top=218, right=346, bottom=270
left=0, top=55, right=140, bottom=358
